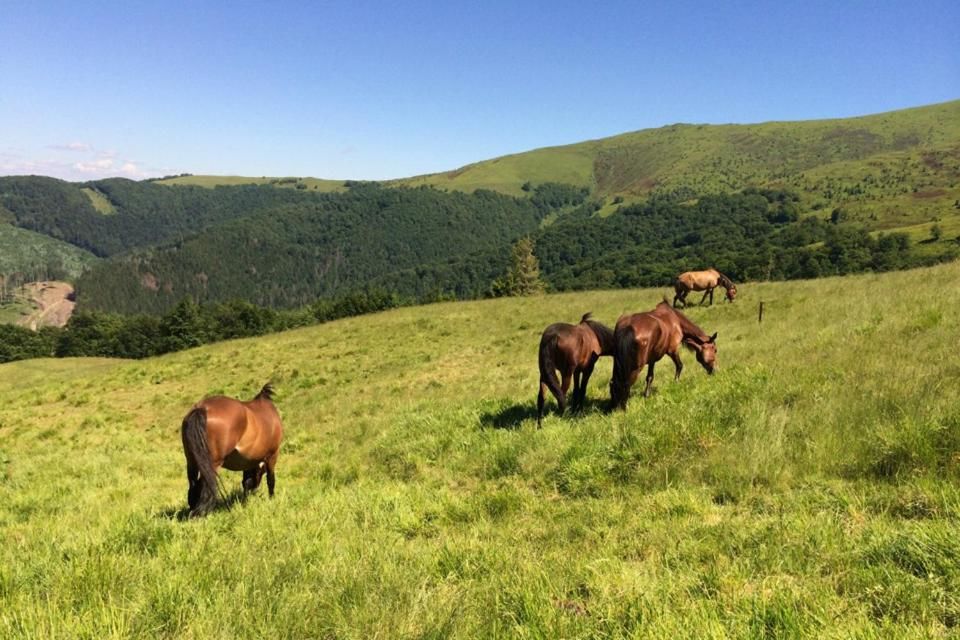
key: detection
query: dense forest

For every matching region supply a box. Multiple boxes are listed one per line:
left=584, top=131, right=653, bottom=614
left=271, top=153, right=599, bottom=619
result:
left=366, top=188, right=953, bottom=299
left=73, top=182, right=585, bottom=313
left=0, top=176, right=336, bottom=256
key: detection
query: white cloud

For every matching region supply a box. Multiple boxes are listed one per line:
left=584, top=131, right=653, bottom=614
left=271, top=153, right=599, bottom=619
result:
left=48, top=142, right=92, bottom=152
left=1, top=148, right=169, bottom=181
left=73, top=158, right=115, bottom=172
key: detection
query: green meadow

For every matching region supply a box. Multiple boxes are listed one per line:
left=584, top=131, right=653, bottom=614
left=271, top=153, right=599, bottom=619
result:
left=2, top=262, right=960, bottom=638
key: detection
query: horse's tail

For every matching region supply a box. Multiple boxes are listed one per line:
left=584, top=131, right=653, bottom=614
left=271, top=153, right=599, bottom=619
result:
left=181, top=407, right=220, bottom=516
left=256, top=383, right=275, bottom=401
left=538, top=333, right=564, bottom=423
left=609, top=326, right=636, bottom=411
left=673, top=278, right=687, bottom=307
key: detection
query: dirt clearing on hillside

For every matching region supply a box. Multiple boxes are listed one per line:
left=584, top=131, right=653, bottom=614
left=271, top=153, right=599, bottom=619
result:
left=15, top=281, right=76, bottom=330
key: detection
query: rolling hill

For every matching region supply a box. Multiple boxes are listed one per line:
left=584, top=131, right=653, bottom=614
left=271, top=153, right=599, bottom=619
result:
left=1, top=263, right=959, bottom=636
left=162, top=100, right=960, bottom=227
left=1, top=101, right=958, bottom=321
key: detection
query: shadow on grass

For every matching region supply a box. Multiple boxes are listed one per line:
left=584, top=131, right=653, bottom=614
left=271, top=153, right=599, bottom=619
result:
left=480, top=397, right=613, bottom=430
left=158, top=487, right=253, bottom=521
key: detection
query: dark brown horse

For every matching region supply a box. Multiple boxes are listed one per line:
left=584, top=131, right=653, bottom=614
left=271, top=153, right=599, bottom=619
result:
left=673, top=268, right=737, bottom=307
left=181, top=383, right=284, bottom=517
left=538, top=312, right=616, bottom=426
left=609, top=302, right=717, bottom=410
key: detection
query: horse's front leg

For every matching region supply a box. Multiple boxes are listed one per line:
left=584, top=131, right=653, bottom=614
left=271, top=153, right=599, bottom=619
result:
left=700, top=288, right=712, bottom=306
left=669, top=351, right=683, bottom=380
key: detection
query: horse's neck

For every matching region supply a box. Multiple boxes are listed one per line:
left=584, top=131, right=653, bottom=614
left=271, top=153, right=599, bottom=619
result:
left=675, top=312, right=707, bottom=342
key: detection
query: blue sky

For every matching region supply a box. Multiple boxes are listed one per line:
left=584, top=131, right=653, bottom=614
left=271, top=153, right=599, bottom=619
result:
left=1, top=0, right=957, bottom=181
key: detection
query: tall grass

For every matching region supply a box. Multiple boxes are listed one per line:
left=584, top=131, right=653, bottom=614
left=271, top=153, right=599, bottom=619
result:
left=2, top=263, right=960, bottom=637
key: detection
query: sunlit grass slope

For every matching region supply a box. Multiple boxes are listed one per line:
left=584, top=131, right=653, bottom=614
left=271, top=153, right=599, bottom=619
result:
left=154, top=101, right=960, bottom=237
left=155, top=175, right=347, bottom=192
left=2, top=262, right=960, bottom=637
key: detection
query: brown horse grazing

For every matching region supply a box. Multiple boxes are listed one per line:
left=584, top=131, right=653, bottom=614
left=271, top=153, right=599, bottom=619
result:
left=537, top=312, right=616, bottom=426
left=181, top=383, right=283, bottom=517
left=673, top=269, right=737, bottom=307
left=609, top=302, right=717, bottom=410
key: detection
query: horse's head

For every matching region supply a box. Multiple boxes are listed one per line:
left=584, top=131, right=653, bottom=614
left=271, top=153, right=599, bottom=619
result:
left=608, top=352, right=631, bottom=411
left=693, top=332, right=718, bottom=374
left=726, top=286, right=737, bottom=302
left=609, top=377, right=629, bottom=411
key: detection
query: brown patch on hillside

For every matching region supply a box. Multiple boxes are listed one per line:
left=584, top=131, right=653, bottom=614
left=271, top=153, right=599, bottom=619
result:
left=141, top=272, right=159, bottom=291
left=16, top=281, right=76, bottom=330
left=911, top=189, right=947, bottom=199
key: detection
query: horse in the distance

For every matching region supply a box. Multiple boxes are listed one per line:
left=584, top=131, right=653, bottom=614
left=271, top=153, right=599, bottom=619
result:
left=181, top=383, right=284, bottom=517
left=673, top=269, right=737, bottom=307
left=610, top=302, right=717, bottom=410
left=537, top=312, right=616, bottom=426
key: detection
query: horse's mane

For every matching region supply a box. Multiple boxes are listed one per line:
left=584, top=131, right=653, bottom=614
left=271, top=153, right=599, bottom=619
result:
left=255, top=383, right=275, bottom=401
left=580, top=312, right=615, bottom=353
left=718, top=273, right=734, bottom=289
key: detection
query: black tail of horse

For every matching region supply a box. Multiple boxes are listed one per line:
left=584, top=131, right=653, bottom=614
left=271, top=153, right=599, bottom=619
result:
left=672, top=279, right=687, bottom=307
left=537, top=334, right=564, bottom=426
left=609, top=326, right=636, bottom=411
left=181, top=407, right=220, bottom=516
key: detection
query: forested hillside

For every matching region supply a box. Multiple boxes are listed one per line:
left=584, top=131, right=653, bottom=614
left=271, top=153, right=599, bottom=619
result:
left=74, top=183, right=585, bottom=313
left=0, top=176, right=324, bottom=256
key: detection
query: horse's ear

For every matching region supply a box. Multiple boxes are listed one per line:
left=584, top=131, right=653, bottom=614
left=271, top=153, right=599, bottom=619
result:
left=710, top=332, right=718, bottom=342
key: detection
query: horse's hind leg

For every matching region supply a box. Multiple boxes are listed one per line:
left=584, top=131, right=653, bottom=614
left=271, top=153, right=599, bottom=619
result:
left=559, top=370, right=573, bottom=415
left=242, top=465, right=264, bottom=492
left=186, top=463, right=201, bottom=510
left=265, top=452, right=279, bottom=498
left=537, top=382, right=547, bottom=427
left=572, top=370, right=583, bottom=410
left=577, top=355, right=600, bottom=410
left=643, top=362, right=656, bottom=398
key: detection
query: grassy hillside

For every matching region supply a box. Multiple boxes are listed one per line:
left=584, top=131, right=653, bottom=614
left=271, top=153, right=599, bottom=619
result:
left=155, top=175, right=347, bottom=192
left=146, top=101, right=960, bottom=241
left=2, top=263, right=959, bottom=637
left=397, top=101, right=960, bottom=224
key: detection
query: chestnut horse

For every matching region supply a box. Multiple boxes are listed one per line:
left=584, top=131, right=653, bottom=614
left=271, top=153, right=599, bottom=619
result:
left=181, top=383, right=283, bottom=517
left=673, top=269, right=737, bottom=307
left=537, top=312, right=616, bottom=426
left=609, top=302, right=717, bottom=410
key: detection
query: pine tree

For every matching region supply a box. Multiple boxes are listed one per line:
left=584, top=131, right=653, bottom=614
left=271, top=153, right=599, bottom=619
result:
left=491, top=237, right=546, bottom=297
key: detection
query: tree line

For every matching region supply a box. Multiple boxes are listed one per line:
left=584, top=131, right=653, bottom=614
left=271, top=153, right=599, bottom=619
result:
left=0, top=288, right=406, bottom=364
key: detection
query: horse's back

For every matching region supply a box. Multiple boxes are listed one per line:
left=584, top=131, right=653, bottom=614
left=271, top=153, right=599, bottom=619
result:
left=677, top=269, right=720, bottom=290
left=541, top=322, right=596, bottom=368
left=620, top=312, right=680, bottom=362
left=193, top=395, right=282, bottom=468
